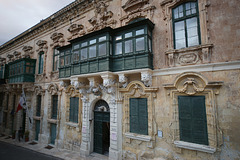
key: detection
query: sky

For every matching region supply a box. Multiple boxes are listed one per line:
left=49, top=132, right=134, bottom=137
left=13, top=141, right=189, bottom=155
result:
left=0, top=0, right=75, bottom=46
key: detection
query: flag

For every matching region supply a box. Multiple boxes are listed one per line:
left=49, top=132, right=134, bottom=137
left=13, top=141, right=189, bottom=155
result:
left=16, top=89, right=26, bottom=113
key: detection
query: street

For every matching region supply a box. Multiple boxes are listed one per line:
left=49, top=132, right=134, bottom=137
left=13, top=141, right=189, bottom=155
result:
left=0, top=141, right=62, bottom=160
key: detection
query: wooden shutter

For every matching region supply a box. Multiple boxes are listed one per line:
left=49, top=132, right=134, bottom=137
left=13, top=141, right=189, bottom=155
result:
left=69, top=97, right=74, bottom=122
left=50, top=123, right=57, bottom=144
left=130, top=98, right=148, bottom=135
left=178, top=96, right=208, bottom=145
left=51, top=95, right=58, bottom=119
left=36, top=95, right=41, bottom=116
left=74, top=97, right=79, bottom=123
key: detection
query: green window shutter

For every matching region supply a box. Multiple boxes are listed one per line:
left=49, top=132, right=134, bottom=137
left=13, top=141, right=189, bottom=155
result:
left=178, top=96, right=208, bottom=145
left=130, top=98, right=148, bottom=135
left=74, top=97, right=79, bottom=123
left=69, top=97, right=79, bottom=123
left=51, top=95, right=58, bottom=119
left=69, top=98, right=73, bottom=122
left=36, top=95, right=41, bottom=116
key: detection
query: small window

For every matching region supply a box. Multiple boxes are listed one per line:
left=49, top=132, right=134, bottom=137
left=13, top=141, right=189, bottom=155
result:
left=173, top=2, right=200, bottom=49
left=38, top=52, right=44, bottom=74
left=136, top=29, right=144, bottom=36
left=69, top=97, right=79, bottom=123
left=99, top=36, right=107, bottom=42
left=130, top=98, right=148, bottom=135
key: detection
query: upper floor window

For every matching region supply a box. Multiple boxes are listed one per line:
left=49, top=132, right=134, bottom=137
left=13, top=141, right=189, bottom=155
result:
left=0, top=65, right=4, bottom=79
left=114, top=27, right=152, bottom=55
left=173, top=2, right=200, bottom=49
left=53, top=48, right=59, bottom=71
left=38, top=52, right=44, bottom=74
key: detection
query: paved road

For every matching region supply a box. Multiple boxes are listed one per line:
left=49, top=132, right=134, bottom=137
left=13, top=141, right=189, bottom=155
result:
left=0, top=141, right=62, bottom=160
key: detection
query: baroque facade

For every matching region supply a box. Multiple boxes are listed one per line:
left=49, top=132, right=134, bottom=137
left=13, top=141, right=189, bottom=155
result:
left=0, top=0, right=239, bottom=159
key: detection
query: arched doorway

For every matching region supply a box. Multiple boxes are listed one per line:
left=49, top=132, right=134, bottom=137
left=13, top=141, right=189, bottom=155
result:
left=93, top=100, right=110, bottom=155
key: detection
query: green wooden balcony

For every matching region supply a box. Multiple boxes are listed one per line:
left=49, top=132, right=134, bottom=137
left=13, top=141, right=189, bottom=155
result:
left=8, top=58, right=36, bottom=83
left=59, top=19, right=154, bottom=78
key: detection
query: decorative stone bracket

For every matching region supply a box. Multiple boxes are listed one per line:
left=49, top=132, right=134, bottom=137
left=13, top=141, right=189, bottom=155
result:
left=118, top=74, right=128, bottom=88
left=67, top=24, right=86, bottom=40
left=36, top=40, right=48, bottom=53
left=50, top=32, right=65, bottom=47
left=141, top=70, right=153, bottom=87
left=22, top=46, right=33, bottom=58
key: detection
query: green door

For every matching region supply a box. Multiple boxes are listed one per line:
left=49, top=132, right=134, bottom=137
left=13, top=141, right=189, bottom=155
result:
left=93, top=100, right=110, bottom=154
left=35, top=120, right=40, bottom=141
left=50, top=123, right=57, bottom=144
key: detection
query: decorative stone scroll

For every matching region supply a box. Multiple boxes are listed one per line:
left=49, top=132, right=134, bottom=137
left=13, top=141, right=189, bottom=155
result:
left=118, top=74, right=128, bottom=88
left=22, top=46, right=33, bottom=58
left=47, top=83, right=59, bottom=95
left=88, top=0, right=117, bottom=32
left=50, top=32, right=65, bottom=47
left=0, top=56, right=6, bottom=65
left=163, top=72, right=223, bottom=152
left=13, top=51, right=21, bottom=59
left=7, top=54, right=14, bottom=62
left=120, top=0, right=156, bottom=25
left=36, top=40, right=48, bottom=53
left=34, top=85, right=45, bottom=96
left=141, top=70, right=153, bottom=87
left=67, top=24, right=86, bottom=40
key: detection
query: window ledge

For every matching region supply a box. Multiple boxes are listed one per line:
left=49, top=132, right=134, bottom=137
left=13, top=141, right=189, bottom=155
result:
left=33, top=116, right=41, bottom=120
left=47, top=118, right=58, bottom=124
left=174, top=141, right=216, bottom=153
left=65, top=122, right=78, bottom=128
left=125, top=132, right=151, bottom=142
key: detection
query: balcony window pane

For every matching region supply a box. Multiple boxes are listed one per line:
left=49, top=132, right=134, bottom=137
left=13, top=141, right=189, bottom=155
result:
left=81, top=42, right=88, bottom=47
left=98, top=43, right=107, bottom=56
left=60, top=57, right=64, bottom=67
left=115, top=42, right=122, bottom=55
left=99, top=36, right=107, bottom=42
left=89, top=45, right=97, bottom=58
left=125, top=32, right=133, bottom=38
left=115, top=35, right=122, bottom=41
left=65, top=55, right=71, bottom=65
left=81, top=48, right=88, bottom=60
left=136, top=37, right=145, bottom=51
left=136, top=29, right=144, bottom=36
left=125, top=40, right=133, bottom=53
left=90, top=39, right=96, bottom=45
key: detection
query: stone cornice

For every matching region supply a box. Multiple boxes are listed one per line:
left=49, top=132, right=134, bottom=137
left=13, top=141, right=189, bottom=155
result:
left=0, top=0, right=95, bottom=54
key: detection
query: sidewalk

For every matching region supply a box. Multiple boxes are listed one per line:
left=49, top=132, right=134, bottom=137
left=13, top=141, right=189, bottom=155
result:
left=0, top=135, right=108, bottom=160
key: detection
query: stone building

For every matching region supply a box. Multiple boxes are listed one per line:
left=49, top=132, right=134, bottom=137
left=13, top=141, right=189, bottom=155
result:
left=0, top=0, right=239, bottom=159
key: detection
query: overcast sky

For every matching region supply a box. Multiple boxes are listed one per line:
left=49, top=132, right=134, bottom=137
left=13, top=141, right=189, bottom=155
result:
left=0, top=0, right=75, bottom=46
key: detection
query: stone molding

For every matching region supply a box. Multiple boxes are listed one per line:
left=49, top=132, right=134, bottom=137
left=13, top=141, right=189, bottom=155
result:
left=122, top=0, right=149, bottom=11
left=153, top=61, right=240, bottom=76
left=174, top=141, right=216, bottom=153
left=163, top=72, right=223, bottom=153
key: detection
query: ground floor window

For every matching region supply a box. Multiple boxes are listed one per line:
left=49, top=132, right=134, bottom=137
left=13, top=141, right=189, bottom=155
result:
left=178, top=96, right=208, bottom=145
left=69, top=97, right=79, bottom=123
left=129, top=98, right=148, bottom=135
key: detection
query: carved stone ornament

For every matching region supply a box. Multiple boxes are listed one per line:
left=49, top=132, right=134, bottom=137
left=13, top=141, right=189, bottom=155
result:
left=0, top=56, right=6, bottom=65
left=13, top=51, right=21, bottom=57
left=36, top=40, right=48, bottom=53
left=22, top=46, right=33, bottom=58
left=66, top=85, right=79, bottom=97
left=47, top=83, right=59, bottom=95
left=119, top=74, right=128, bottom=88
left=60, top=80, right=70, bottom=89
left=7, top=54, right=14, bottom=62
left=163, top=72, right=223, bottom=96
left=50, top=32, right=65, bottom=47
left=35, top=73, right=46, bottom=82
left=120, top=0, right=156, bottom=24
left=165, top=44, right=213, bottom=67
left=141, top=71, right=152, bottom=87
left=34, top=85, right=45, bottom=95
left=67, top=24, right=86, bottom=40
left=88, top=0, right=117, bottom=32
left=122, top=0, right=149, bottom=11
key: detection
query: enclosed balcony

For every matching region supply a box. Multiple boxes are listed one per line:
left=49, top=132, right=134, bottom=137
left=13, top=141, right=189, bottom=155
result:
left=58, top=18, right=154, bottom=78
left=8, top=58, right=36, bottom=83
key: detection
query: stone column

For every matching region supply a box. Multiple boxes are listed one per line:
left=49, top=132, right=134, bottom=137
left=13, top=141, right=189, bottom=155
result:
left=80, top=94, right=91, bottom=156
